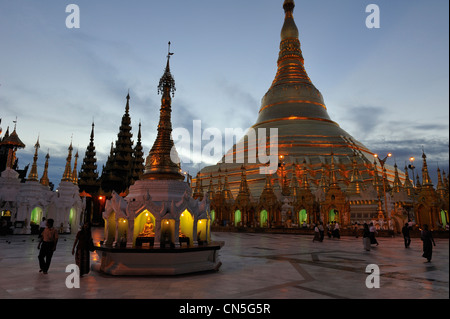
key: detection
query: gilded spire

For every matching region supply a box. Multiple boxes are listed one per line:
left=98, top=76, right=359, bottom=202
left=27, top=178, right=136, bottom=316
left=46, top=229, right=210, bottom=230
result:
left=300, top=159, right=310, bottom=190
left=236, top=165, right=251, bottom=203
left=290, top=162, right=300, bottom=198
left=329, top=153, right=338, bottom=188
left=238, top=165, right=250, bottom=195
left=40, top=151, right=50, bottom=187
left=436, top=167, right=445, bottom=198
left=318, top=164, right=328, bottom=193
left=281, top=0, right=299, bottom=40
left=144, top=42, right=184, bottom=181
left=403, top=164, right=414, bottom=196
left=392, top=162, right=402, bottom=193
left=62, top=142, right=73, bottom=182
left=255, top=0, right=331, bottom=127
left=222, top=169, right=233, bottom=201
left=193, top=173, right=204, bottom=201
left=72, top=150, right=79, bottom=184
left=207, top=173, right=215, bottom=201
left=27, top=137, right=40, bottom=181
left=349, top=155, right=363, bottom=194
left=372, top=159, right=383, bottom=196
left=421, top=150, right=433, bottom=188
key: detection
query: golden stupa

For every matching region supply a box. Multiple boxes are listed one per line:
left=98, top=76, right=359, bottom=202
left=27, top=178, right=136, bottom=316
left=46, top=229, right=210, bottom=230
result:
left=198, top=0, right=405, bottom=198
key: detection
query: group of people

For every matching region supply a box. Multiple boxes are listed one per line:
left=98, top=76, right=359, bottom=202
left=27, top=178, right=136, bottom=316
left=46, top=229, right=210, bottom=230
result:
left=37, top=217, right=93, bottom=276
left=312, top=221, right=340, bottom=242
left=312, top=218, right=438, bottom=263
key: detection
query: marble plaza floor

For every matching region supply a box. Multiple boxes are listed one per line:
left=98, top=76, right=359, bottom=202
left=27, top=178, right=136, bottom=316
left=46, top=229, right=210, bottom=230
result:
left=0, top=228, right=448, bottom=299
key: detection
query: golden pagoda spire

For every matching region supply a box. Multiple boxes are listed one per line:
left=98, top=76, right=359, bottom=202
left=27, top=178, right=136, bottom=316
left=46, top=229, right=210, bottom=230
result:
left=216, top=169, right=223, bottom=195
left=329, top=153, right=338, bottom=188
left=349, top=155, right=363, bottom=194
left=222, top=169, right=233, bottom=201
left=27, top=137, right=40, bottom=181
left=290, top=162, right=300, bottom=198
left=415, top=174, right=422, bottom=192
left=255, top=0, right=332, bottom=127
left=319, top=164, right=328, bottom=193
left=207, top=173, right=215, bottom=201
left=40, top=151, right=50, bottom=187
left=372, top=159, right=383, bottom=196
left=62, top=142, right=73, bottom=182
left=193, top=173, right=204, bottom=201
left=392, top=162, right=402, bottom=193
left=300, top=159, right=310, bottom=190
left=143, top=42, right=183, bottom=181
left=72, top=150, right=79, bottom=184
left=403, top=164, right=414, bottom=196
left=421, top=150, right=433, bottom=188
left=238, top=165, right=250, bottom=195
left=236, top=165, right=251, bottom=203
left=436, top=167, right=445, bottom=198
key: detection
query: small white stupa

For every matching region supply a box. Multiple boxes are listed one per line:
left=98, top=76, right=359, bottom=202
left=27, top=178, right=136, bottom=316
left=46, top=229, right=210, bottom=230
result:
left=95, top=44, right=223, bottom=276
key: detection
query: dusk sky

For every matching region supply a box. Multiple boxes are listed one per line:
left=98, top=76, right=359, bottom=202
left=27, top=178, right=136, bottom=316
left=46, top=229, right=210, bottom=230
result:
left=0, top=0, right=448, bottom=188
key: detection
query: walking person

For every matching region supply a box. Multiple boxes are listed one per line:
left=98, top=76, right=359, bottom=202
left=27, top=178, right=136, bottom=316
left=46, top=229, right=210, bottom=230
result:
left=72, top=222, right=94, bottom=277
left=353, top=222, right=359, bottom=238
left=313, top=224, right=321, bottom=242
left=363, top=223, right=371, bottom=251
left=421, top=224, right=436, bottom=263
left=37, top=218, right=58, bottom=274
left=318, top=222, right=325, bottom=242
left=402, top=223, right=411, bottom=248
left=327, top=222, right=333, bottom=238
left=369, top=222, right=379, bottom=246
left=333, top=222, right=341, bottom=239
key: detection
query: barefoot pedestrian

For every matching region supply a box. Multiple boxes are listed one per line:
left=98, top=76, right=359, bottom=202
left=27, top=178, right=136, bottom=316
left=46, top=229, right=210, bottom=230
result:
left=37, top=218, right=58, bottom=274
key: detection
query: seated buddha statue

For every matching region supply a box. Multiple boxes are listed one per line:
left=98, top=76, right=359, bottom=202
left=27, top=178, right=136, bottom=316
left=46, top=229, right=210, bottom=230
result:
left=139, top=218, right=155, bottom=237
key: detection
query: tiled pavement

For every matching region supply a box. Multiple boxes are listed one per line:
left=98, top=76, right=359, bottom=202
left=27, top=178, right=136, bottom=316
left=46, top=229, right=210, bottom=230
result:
left=0, top=228, right=448, bottom=299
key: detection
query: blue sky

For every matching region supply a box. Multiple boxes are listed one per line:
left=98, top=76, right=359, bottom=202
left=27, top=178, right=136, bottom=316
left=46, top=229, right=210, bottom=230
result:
left=0, top=0, right=448, bottom=188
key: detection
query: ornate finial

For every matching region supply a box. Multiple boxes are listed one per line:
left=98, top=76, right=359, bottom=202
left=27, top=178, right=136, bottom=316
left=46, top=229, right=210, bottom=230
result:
left=158, top=41, right=176, bottom=97
left=143, top=43, right=183, bottom=181
left=27, top=136, right=41, bottom=181
left=283, top=0, right=295, bottom=13
left=62, top=141, right=74, bottom=182
left=168, top=41, right=173, bottom=59
left=40, top=150, right=50, bottom=187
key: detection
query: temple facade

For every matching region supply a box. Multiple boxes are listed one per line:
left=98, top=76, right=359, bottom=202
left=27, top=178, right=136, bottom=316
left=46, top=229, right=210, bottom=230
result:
left=0, top=130, right=84, bottom=235
left=195, top=0, right=449, bottom=232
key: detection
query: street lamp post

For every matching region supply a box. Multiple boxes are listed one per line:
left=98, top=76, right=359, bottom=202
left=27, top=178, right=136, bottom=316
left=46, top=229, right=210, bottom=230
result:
left=374, top=153, right=392, bottom=221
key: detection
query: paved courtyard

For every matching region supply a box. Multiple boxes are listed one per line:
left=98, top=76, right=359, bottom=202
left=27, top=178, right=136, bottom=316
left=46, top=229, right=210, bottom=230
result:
left=0, top=228, right=448, bottom=299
